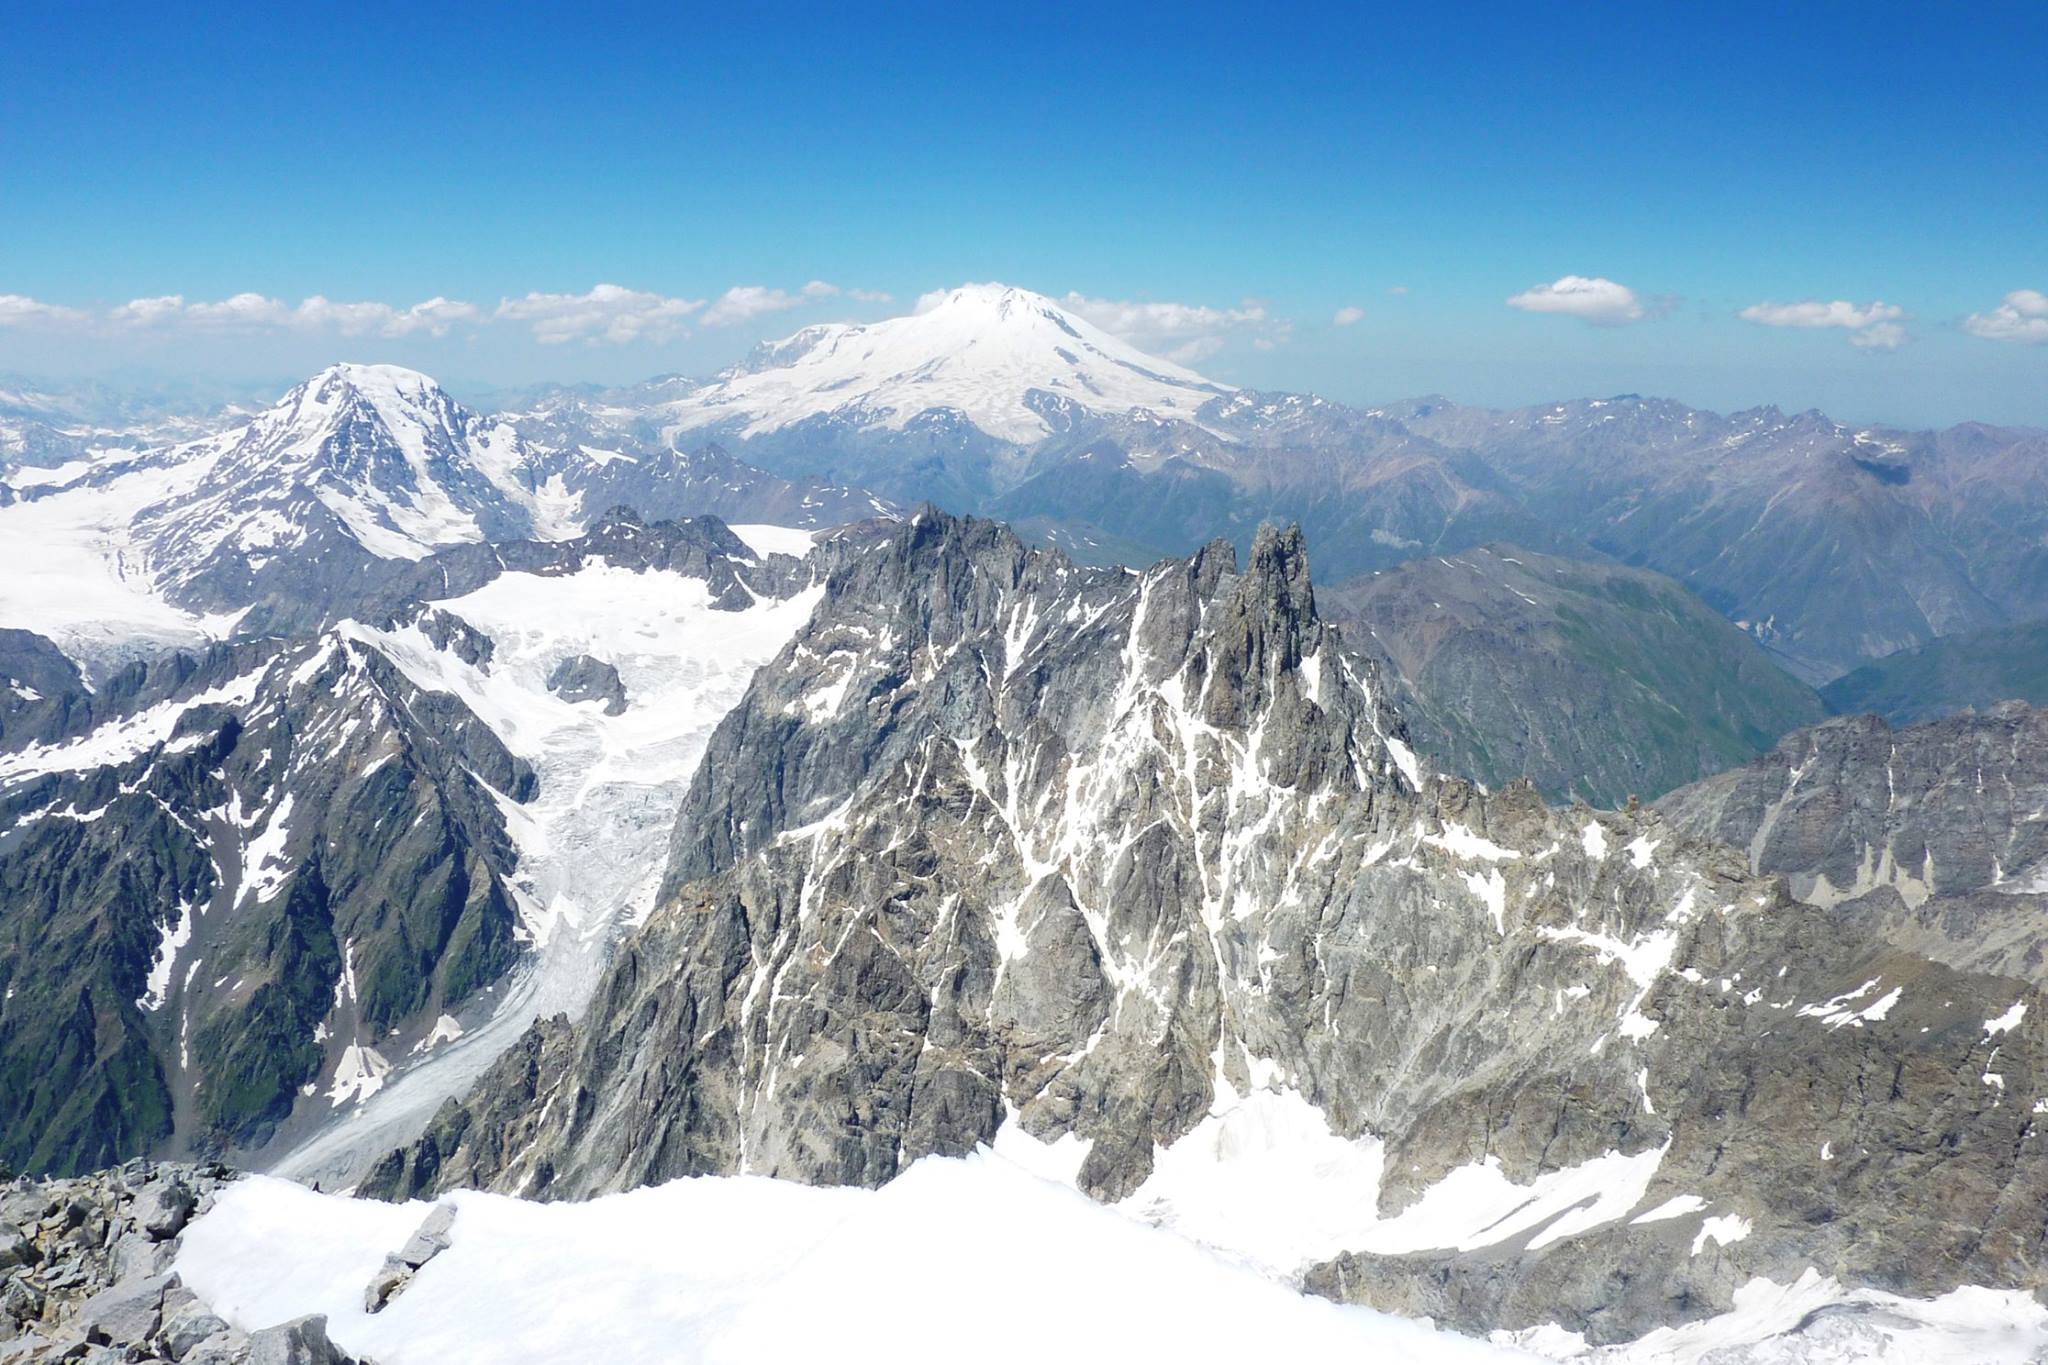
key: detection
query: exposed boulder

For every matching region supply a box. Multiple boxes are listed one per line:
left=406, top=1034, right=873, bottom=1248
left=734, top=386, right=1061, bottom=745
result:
left=362, top=1204, right=454, bottom=1314
left=546, top=654, right=628, bottom=714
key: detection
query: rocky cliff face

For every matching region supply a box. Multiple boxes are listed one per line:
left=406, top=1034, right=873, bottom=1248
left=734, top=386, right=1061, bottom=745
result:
left=0, top=511, right=830, bottom=1180
left=1660, top=702, right=2048, bottom=985
left=0, top=632, right=91, bottom=753
left=0, top=632, right=532, bottom=1177
left=364, top=512, right=2048, bottom=1345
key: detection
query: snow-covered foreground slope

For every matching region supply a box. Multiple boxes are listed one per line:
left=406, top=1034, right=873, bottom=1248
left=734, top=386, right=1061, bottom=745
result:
left=178, top=1155, right=1528, bottom=1365
left=266, top=550, right=824, bottom=1186
left=177, top=1145, right=2048, bottom=1365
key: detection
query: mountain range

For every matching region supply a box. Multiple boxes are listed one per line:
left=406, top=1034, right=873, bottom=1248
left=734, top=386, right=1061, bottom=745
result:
left=3, top=286, right=2047, bottom=1363
left=470, top=284, right=2048, bottom=686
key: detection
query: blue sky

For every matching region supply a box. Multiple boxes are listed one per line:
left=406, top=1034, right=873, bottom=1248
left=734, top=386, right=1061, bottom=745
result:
left=3, top=0, right=2044, bottom=425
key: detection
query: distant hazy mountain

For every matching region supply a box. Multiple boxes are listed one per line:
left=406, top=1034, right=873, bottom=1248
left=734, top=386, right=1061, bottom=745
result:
left=1821, top=619, right=2048, bottom=723
left=0, top=373, right=267, bottom=469
left=586, top=287, right=2046, bottom=684
left=1321, top=544, right=1826, bottom=805
left=1392, top=396, right=2048, bottom=682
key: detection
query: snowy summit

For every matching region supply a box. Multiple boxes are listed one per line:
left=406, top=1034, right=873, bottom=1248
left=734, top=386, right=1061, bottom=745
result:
left=661, top=283, right=1234, bottom=445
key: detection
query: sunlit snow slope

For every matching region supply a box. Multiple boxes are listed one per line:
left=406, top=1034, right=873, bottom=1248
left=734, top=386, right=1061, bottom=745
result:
left=179, top=1156, right=1529, bottom=1365
left=179, top=1146, right=2048, bottom=1365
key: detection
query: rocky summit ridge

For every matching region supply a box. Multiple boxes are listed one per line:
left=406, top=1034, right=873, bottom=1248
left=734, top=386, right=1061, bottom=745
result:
left=361, top=509, right=2048, bottom=1346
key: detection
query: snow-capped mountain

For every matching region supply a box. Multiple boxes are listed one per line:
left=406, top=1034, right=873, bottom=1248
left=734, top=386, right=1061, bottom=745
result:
left=0, top=364, right=894, bottom=668
left=0, top=364, right=567, bottom=665
left=661, top=283, right=1234, bottom=446
left=138, top=363, right=549, bottom=579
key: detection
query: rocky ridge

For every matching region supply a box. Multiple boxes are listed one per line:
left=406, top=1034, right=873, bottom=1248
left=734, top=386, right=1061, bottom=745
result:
left=0, top=1161, right=367, bottom=1363
left=362, top=511, right=2048, bottom=1345
left=1660, top=702, right=2048, bottom=986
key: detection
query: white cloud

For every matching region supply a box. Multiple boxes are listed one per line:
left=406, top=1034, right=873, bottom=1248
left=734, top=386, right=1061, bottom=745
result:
left=703, top=284, right=823, bottom=326
left=1332, top=305, right=1366, bottom=327
left=693, top=280, right=893, bottom=327
left=1739, top=299, right=1902, bottom=330
left=1506, top=275, right=1647, bottom=325
left=110, top=295, right=188, bottom=327
left=382, top=297, right=482, bottom=337
left=102, top=292, right=483, bottom=339
left=494, top=283, right=705, bottom=345
left=1739, top=298, right=1909, bottom=349
left=1055, top=292, right=1286, bottom=363
left=12, top=282, right=809, bottom=345
left=1962, top=289, right=2048, bottom=345
left=184, top=292, right=295, bottom=329
left=0, top=294, right=90, bottom=328
left=1849, top=321, right=1909, bottom=351
left=293, top=296, right=482, bottom=338
left=1387, top=285, right=1410, bottom=296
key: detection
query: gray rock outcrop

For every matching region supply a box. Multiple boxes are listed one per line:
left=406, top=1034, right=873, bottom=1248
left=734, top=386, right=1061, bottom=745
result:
left=0, top=1161, right=368, bottom=1364
left=546, top=655, right=627, bottom=714
left=361, top=1204, right=453, bottom=1314
left=1660, top=702, right=2048, bottom=986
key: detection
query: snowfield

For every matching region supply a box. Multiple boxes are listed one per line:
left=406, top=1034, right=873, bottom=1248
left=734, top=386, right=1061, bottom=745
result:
left=175, top=1143, right=2048, bottom=1365
left=0, top=446, right=245, bottom=671
left=1066, top=1086, right=1666, bottom=1276
left=178, top=1154, right=1531, bottom=1365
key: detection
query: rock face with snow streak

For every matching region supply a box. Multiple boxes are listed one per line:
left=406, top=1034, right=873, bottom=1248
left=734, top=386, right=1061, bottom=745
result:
left=0, top=509, right=835, bottom=1178
left=0, top=501, right=856, bottom=1193
left=1659, top=702, right=2048, bottom=985
left=0, top=630, right=91, bottom=752
left=0, top=631, right=533, bottom=1177
left=363, top=511, right=2048, bottom=1343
